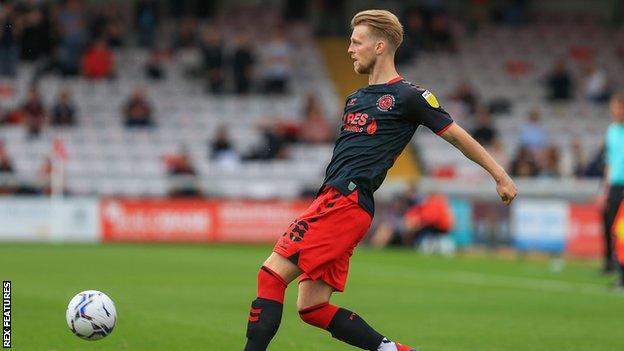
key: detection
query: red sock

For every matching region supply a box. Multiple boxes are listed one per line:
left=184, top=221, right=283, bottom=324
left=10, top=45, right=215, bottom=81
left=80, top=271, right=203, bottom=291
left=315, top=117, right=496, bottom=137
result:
left=257, top=266, right=287, bottom=303
left=299, top=302, right=339, bottom=329
left=300, top=303, right=385, bottom=350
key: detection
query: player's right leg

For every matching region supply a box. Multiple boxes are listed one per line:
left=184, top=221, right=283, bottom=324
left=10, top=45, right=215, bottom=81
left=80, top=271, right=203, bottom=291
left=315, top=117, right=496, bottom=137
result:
left=243, top=253, right=301, bottom=351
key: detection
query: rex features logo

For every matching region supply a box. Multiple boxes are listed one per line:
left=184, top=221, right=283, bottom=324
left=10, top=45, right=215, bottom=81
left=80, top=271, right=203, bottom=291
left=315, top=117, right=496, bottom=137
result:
left=341, top=112, right=377, bottom=135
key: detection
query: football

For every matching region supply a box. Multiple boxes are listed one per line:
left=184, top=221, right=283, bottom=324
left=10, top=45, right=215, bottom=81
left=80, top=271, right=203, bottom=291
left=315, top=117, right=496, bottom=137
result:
left=66, top=290, right=117, bottom=340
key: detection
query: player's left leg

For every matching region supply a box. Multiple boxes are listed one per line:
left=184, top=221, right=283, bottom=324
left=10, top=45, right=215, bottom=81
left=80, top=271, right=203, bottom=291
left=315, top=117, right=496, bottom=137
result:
left=297, top=279, right=416, bottom=351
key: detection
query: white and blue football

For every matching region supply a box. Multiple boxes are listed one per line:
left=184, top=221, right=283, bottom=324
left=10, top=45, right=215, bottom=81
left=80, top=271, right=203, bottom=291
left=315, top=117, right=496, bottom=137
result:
left=66, top=290, right=117, bottom=340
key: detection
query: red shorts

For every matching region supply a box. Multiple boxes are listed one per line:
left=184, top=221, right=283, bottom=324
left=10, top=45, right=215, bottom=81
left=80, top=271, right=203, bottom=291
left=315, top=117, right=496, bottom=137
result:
left=273, top=186, right=372, bottom=292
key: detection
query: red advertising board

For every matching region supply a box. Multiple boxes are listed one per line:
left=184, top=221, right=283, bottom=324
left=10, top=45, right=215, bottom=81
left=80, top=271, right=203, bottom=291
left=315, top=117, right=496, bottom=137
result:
left=566, top=203, right=603, bottom=258
left=216, top=200, right=310, bottom=242
left=100, top=198, right=310, bottom=243
left=101, top=199, right=217, bottom=242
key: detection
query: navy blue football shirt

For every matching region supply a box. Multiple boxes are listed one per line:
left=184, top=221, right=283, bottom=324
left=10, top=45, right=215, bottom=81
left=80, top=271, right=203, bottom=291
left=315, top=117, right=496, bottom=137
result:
left=319, top=76, right=454, bottom=216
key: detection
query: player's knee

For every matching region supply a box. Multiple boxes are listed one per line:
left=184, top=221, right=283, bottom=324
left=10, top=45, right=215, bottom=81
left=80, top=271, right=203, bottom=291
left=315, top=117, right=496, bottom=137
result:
left=298, top=302, right=338, bottom=329
left=262, top=252, right=301, bottom=282
left=257, top=266, right=288, bottom=303
left=297, top=279, right=334, bottom=310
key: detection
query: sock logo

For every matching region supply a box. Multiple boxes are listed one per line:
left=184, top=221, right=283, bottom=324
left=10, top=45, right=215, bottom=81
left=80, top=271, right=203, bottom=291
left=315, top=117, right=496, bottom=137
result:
left=248, top=307, right=262, bottom=322
left=348, top=312, right=356, bottom=321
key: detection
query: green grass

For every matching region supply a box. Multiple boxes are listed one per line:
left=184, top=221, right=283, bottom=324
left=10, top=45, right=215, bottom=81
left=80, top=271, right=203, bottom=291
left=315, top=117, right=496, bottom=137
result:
left=1, top=244, right=623, bottom=351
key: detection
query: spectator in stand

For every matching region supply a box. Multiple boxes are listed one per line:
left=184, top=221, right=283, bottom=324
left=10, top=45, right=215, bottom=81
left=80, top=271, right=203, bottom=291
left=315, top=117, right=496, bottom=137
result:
left=396, top=9, right=425, bottom=64
left=168, top=150, right=196, bottom=175
left=429, top=12, right=455, bottom=52
left=509, top=145, right=540, bottom=177
left=261, top=28, right=292, bottom=94
left=471, top=107, right=497, bottom=147
left=370, top=183, right=454, bottom=249
left=370, top=183, right=422, bottom=248
left=299, top=92, right=334, bottom=143
left=51, top=89, right=77, bottom=126
left=244, top=121, right=289, bottom=161
left=584, top=64, right=611, bottom=104
left=135, top=0, right=159, bottom=48
left=21, top=86, right=46, bottom=139
left=0, top=1, right=20, bottom=77
left=0, top=142, right=14, bottom=173
left=210, top=125, right=241, bottom=168
left=583, top=144, right=605, bottom=178
left=56, top=0, right=87, bottom=76
left=90, top=3, right=125, bottom=48
left=19, top=1, right=52, bottom=62
left=122, top=87, right=154, bottom=128
left=471, top=106, right=509, bottom=170
left=402, top=191, right=454, bottom=250
left=539, top=145, right=561, bottom=178
left=545, top=60, right=573, bottom=101
left=173, top=16, right=198, bottom=50
left=144, top=51, right=165, bottom=80
left=451, top=81, right=479, bottom=114
left=500, top=0, right=529, bottom=25
left=165, top=148, right=201, bottom=197
left=467, top=0, right=492, bottom=30
left=519, top=109, right=549, bottom=156
left=232, top=32, right=255, bottom=94
left=199, top=26, right=224, bottom=94
left=81, top=38, right=115, bottom=79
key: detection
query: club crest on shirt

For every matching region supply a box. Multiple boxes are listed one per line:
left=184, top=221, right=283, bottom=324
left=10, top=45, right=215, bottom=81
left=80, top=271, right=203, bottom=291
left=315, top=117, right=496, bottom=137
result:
left=421, top=90, right=440, bottom=108
left=376, top=94, right=395, bottom=111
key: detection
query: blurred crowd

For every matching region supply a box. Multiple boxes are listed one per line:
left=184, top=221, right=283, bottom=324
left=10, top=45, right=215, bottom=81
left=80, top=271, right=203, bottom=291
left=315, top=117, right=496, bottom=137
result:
left=0, top=0, right=299, bottom=93
left=439, top=79, right=608, bottom=180
left=0, top=0, right=621, bottom=198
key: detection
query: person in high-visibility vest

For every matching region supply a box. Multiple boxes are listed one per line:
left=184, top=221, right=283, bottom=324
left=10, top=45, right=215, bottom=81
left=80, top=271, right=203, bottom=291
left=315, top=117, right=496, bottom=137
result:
left=603, top=93, right=624, bottom=285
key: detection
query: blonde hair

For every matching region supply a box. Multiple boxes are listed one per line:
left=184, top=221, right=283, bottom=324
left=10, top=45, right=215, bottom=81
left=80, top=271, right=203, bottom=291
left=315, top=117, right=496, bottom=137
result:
left=351, top=9, right=404, bottom=50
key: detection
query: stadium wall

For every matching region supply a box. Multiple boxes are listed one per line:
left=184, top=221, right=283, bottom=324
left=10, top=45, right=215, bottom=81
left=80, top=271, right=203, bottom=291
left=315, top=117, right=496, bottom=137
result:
left=0, top=197, right=607, bottom=259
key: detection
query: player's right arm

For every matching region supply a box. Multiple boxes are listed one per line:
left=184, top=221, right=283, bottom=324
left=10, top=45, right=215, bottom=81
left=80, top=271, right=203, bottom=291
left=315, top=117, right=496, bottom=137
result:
left=438, top=123, right=517, bottom=205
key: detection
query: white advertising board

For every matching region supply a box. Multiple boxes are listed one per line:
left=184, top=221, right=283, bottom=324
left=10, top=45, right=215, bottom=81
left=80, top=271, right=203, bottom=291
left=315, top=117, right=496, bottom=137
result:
left=511, top=199, right=568, bottom=253
left=0, top=198, right=99, bottom=242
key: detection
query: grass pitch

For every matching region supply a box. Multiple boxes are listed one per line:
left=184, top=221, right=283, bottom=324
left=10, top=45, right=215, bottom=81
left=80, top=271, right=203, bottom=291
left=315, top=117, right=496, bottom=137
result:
left=1, top=244, right=622, bottom=351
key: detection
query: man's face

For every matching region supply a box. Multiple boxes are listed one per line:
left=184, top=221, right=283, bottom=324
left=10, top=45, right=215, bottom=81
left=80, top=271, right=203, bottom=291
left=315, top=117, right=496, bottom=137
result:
left=348, top=25, right=379, bottom=75
left=611, top=99, right=624, bottom=123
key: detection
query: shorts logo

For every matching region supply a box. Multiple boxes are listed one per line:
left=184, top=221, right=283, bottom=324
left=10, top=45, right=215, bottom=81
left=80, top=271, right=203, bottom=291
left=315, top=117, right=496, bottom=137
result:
left=283, top=220, right=309, bottom=242
left=376, top=94, right=395, bottom=111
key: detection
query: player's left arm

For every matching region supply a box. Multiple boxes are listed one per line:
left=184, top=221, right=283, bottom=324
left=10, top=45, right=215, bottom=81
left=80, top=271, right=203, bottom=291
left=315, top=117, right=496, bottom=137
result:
left=439, top=123, right=517, bottom=205
left=403, top=86, right=517, bottom=205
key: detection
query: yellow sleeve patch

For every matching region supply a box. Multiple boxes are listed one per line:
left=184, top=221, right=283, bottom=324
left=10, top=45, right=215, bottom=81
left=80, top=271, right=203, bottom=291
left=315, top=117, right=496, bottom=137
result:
left=421, top=90, right=440, bottom=108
